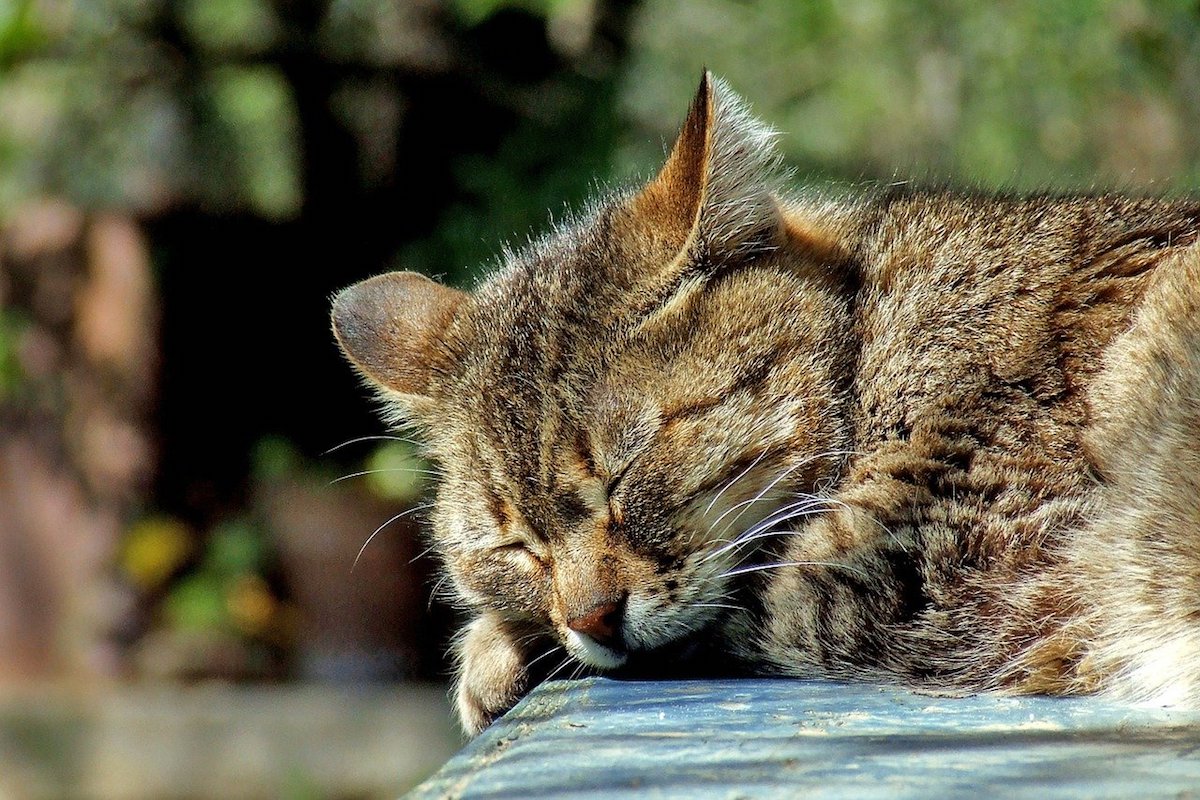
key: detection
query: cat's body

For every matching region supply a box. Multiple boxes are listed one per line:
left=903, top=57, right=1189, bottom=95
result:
left=333, top=74, right=1200, bottom=734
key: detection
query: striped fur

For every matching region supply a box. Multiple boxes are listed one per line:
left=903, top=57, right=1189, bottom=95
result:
left=332, top=73, right=1200, bottom=734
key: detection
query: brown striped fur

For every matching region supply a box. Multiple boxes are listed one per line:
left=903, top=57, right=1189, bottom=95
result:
left=332, top=73, right=1200, bottom=734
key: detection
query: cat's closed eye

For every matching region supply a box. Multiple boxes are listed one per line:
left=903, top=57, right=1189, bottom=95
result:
left=605, top=463, right=633, bottom=498
left=492, top=540, right=546, bottom=568
left=547, top=489, right=586, bottom=522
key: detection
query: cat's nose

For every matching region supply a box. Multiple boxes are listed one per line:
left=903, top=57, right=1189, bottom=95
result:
left=567, top=596, right=626, bottom=650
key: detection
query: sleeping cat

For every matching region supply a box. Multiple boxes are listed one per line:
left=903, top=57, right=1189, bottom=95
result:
left=332, top=73, right=1200, bottom=735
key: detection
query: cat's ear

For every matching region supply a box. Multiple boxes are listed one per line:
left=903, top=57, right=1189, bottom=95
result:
left=632, top=71, right=783, bottom=263
left=331, top=271, right=465, bottom=413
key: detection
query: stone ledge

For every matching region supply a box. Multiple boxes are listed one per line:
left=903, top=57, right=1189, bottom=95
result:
left=412, top=677, right=1200, bottom=799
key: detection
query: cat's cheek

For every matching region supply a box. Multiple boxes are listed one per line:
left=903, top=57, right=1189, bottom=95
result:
left=443, top=564, right=488, bottom=608
left=619, top=570, right=730, bottom=653
left=450, top=549, right=549, bottom=615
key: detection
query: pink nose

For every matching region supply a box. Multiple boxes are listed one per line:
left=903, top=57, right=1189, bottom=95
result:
left=567, top=598, right=625, bottom=649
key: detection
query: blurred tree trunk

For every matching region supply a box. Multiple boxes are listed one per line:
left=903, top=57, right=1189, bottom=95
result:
left=0, top=201, right=157, bottom=679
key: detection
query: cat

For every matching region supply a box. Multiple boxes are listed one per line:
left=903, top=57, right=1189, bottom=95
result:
left=332, top=72, right=1200, bottom=735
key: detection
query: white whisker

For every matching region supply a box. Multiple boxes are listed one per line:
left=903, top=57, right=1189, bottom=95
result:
left=352, top=503, right=433, bottom=571
left=705, top=461, right=804, bottom=536
left=699, top=498, right=835, bottom=563
left=408, top=541, right=441, bottom=564
left=322, top=434, right=420, bottom=455
left=427, top=575, right=450, bottom=610
left=703, top=449, right=770, bottom=516
left=690, top=602, right=745, bottom=612
left=543, top=654, right=577, bottom=683
left=718, top=559, right=869, bottom=581
left=702, top=448, right=859, bottom=541
left=525, top=645, right=565, bottom=672
left=330, top=467, right=439, bottom=485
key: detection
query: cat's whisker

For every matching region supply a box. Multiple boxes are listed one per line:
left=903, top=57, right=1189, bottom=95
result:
left=409, top=542, right=439, bottom=564
left=703, top=448, right=860, bottom=542
left=543, top=654, right=577, bottom=683
left=352, top=503, right=433, bottom=571
left=699, top=501, right=825, bottom=559
left=330, top=467, right=440, bottom=486
left=512, top=631, right=545, bottom=648
left=717, top=518, right=847, bottom=576
left=698, top=498, right=836, bottom=563
left=717, top=559, right=870, bottom=581
left=704, top=461, right=805, bottom=537
left=427, top=574, right=451, bottom=611
left=690, top=602, right=745, bottom=612
left=322, top=434, right=421, bottom=456
left=703, top=449, right=771, bottom=516
left=525, top=644, right=565, bottom=672
left=791, top=492, right=902, bottom=547
left=741, top=496, right=835, bottom=534
left=707, top=493, right=826, bottom=541
left=717, top=506, right=837, bottom=557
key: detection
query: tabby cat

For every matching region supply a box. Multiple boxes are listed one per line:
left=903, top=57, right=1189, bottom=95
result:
left=332, top=73, right=1200, bottom=735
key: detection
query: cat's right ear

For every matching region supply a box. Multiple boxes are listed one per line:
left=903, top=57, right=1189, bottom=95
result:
left=630, top=71, right=783, bottom=266
left=331, top=271, right=465, bottom=414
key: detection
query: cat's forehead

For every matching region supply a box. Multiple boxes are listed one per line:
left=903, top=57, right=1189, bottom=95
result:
left=456, top=217, right=626, bottom=386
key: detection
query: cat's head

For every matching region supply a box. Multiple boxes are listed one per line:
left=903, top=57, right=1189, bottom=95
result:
left=332, top=74, right=855, bottom=669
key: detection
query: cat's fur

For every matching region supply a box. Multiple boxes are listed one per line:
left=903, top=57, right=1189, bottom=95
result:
left=332, top=73, right=1200, bottom=735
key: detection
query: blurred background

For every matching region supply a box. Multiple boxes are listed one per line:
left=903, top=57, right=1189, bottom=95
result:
left=1, top=0, right=1199, bottom=796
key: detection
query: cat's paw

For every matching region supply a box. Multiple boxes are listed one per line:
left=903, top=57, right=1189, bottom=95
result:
left=453, top=613, right=530, bottom=736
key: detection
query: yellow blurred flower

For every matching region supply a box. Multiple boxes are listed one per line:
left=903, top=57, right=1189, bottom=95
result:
left=364, top=440, right=426, bottom=503
left=121, top=517, right=193, bottom=590
left=226, top=574, right=277, bottom=635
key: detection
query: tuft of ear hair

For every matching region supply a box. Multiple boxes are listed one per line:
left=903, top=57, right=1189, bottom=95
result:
left=331, top=271, right=465, bottom=414
left=633, top=70, right=785, bottom=264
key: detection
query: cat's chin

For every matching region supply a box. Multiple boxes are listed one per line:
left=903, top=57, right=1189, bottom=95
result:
left=565, top=629, right=628, bottom=670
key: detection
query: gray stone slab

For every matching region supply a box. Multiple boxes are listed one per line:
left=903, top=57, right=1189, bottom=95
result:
left=409, top=677, right=1200, bottom=799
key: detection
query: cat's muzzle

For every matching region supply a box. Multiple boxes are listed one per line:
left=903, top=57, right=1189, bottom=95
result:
left=565, top=595, right=629, bottom=668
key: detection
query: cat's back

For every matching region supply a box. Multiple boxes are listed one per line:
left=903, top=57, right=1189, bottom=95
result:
left=839, top=190, right=1200, bottom=469
left=766, top=189, right=1200, bottom=695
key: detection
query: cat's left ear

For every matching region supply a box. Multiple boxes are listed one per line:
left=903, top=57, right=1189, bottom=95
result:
left=631, top=71, right=784, bottom=264
left=331, top=271, right=466, bottom=415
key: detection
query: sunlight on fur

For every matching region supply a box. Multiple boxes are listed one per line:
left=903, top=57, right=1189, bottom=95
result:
left=332, top=72, right=1200, bottom=736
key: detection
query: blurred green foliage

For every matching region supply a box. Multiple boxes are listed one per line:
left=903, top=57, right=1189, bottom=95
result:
left=0, top=309, right=28, bottom=399
left=252, top=435, right=303, bottom=483
left=203, top=518, right=271, bottom=577
left=160, top=517, right=279, bottom=637
left=449, top=0, right=582, bottom=25
left=0, top=0, right=300, bottom=217
left=5, top=1, right=1200, bottom=248
left=0, top=0, right=46, bottom=68
left=177, top=0, right=280, bottom=53
left=397, top=74, right=621, bottom=279
left=201, top=66, right=301, bottom=218
left=620, top=0, right=1200, bottom=191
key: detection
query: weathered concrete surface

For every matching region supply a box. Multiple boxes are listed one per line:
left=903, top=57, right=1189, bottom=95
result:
left=0, top=683, right=459, bottom=798
left=410, top=678, right=1200, bottom=799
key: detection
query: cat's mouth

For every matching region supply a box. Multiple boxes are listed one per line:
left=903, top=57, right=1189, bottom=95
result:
left=564, top=628, right=629, bottom=669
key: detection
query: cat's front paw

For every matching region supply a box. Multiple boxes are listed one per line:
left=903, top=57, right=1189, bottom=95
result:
left=453, top=613, right=530, bottom=736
